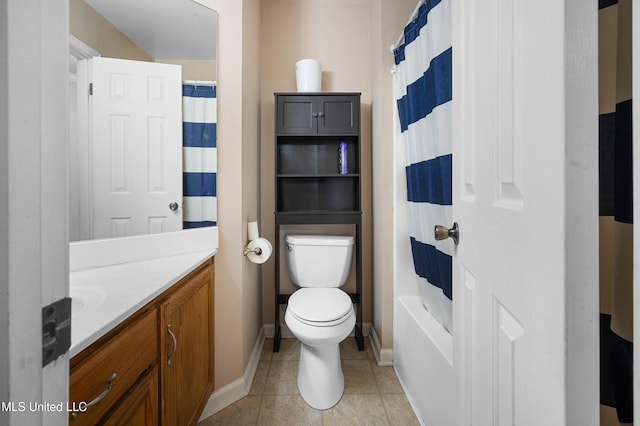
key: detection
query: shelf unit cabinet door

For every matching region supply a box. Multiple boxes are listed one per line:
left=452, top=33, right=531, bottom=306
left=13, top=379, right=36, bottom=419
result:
left=160, top=261, right=214, bottom=426
left=276, top=96, right=317, bottom=134
left=317, top=95, right=359, bottom=134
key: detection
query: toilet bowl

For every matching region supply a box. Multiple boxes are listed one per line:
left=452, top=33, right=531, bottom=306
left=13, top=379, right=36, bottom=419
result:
left=283, top=235, right=355, bottom=410
left=285, top=288, right=355, bottom=409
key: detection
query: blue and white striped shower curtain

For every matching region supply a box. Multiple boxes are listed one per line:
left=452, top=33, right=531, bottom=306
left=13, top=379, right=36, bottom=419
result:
left=393, top=0, right=453, bottom=332
left=182, top=84, right=217, bottom=228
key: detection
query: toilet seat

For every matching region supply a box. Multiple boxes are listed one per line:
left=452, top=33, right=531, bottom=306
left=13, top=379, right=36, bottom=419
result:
left=287, top=288, right=353, bottom=327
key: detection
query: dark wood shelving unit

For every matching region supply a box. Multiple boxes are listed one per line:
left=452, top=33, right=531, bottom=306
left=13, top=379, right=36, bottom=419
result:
left=273, top=92, right=364, bottom=352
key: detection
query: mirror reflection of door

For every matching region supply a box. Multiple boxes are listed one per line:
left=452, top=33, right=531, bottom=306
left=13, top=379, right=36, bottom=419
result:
left=88, top=57, right=183, bottom=240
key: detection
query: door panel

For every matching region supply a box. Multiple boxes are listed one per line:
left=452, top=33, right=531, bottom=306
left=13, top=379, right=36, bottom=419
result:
left=494, top=0, right=525, bottom=209
left=494, top=301, right=525, bottom=426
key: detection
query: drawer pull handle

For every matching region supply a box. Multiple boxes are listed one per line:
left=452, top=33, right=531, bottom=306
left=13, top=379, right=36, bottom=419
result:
left=70, top=372, right=117, bottom=419
left=167, top=324, right=177, bottom=365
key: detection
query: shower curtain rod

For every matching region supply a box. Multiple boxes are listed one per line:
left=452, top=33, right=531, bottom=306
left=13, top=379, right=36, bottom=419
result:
left=390, top=0, right=426, bottom=52
left=183, top=79, right=217, bottom=86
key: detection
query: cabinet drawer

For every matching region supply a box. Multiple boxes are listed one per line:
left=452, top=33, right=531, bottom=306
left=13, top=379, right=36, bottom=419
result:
left=69, top=309, right=157, bottom=425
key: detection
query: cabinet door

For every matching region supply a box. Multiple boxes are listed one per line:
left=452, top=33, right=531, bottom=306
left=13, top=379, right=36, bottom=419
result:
left=102, top=366, right=159, bottom=426
left=160, top=262, right=214, bottom=426
left=317, top=95, right=360, bottom=134
left=276, top=95, right=317, bottom=134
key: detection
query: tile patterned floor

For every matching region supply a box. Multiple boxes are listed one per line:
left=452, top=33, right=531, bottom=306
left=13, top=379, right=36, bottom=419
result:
left=199, top=337, right=420, bottom=425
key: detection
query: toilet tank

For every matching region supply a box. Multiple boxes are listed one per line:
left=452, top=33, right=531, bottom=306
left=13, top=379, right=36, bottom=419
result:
left=285, top=235, right=354, bottom=288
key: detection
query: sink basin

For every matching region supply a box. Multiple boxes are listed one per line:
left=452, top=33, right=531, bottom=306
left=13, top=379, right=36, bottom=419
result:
left=70, top=285, right=107, bottom=319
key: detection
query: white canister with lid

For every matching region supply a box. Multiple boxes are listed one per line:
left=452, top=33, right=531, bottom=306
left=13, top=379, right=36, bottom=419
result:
left=295, top=59, right=322, bottom=92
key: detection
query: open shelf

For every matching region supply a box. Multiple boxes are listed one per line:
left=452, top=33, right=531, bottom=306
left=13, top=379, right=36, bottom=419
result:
left=277, top=137, right=359, bottom=175
left=277, top=176, right=360, bottom=212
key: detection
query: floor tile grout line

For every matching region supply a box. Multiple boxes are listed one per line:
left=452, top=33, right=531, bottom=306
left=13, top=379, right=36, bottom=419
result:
left=255, top=348, right=274, bottom=425
left=367, top=354, right=394, bottom=425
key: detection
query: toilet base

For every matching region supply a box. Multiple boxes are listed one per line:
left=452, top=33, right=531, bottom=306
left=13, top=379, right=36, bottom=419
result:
left=297, top=342, right=344, bottom=410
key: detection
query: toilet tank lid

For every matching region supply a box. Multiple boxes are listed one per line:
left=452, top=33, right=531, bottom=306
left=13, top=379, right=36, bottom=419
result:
left=285, top=234, right=354, bottom=246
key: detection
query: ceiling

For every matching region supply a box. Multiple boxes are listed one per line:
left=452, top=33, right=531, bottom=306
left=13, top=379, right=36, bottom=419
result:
left=85, top=0, right=217, bottom=61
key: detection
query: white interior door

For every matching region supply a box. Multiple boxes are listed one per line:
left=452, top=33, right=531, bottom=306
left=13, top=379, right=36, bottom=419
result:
left=452, top=1, right=597, bottom=425
left=89, top=57, right=183, bottom=239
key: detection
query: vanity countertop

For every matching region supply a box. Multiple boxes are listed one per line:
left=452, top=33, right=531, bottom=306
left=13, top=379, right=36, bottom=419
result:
left=70, top=249, right=216, bottom=357
left=69, top=227, right=218, bottom=358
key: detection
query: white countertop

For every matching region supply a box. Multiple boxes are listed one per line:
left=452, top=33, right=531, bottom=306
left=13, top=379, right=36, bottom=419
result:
left=69, top=227, right=218, bottom=358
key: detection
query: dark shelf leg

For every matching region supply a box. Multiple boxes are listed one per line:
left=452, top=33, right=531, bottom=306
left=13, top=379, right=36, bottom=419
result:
left=274, top=223, right=281, bottom=352
left=273, top=324, right=281, bottom=352
left=356, top=223, right=364, bottom=351
left=355, top=323, right=364, bottom=351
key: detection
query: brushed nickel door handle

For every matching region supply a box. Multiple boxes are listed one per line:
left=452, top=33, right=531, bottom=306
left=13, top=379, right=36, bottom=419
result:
left=167, top=324, right=177, bottom=365
left=70, top=372, right=117, bottom=419
left=434, top=222, right=459, bottom=245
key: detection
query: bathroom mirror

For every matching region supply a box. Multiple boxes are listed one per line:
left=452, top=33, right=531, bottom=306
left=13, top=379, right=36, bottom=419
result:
left=68, top=0, right=218, bottom=242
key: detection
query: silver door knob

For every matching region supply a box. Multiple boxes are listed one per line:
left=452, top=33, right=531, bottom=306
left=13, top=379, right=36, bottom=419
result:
left=434, top=222, right=459, bottom=245
left=169, top=202, right=179, bottom=211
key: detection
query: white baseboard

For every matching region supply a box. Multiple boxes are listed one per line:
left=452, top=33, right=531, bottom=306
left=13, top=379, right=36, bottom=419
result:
left=198, top=327, right=266, bottom=420
left=368, top=325, right=393, bottom=366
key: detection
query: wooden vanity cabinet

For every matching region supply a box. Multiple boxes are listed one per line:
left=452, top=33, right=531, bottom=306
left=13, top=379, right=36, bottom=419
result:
left=69, top=257, right=215, bottom=426
left=160, top=259, right=215, bottom=426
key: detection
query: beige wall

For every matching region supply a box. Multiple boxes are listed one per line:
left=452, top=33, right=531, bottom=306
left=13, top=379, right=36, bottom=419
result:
left=196, top=0, right=263, bottom=391
left=259, top=0, right=374, bottom=334
left=161, top=60, right=217, bottom=82
left=69, top=0, right=153, bottom=61
left=70, top=0, right=217, bottom=82
left=240, top=0, right=263, bottom=379
left=370, top=0, right=416, bottom=351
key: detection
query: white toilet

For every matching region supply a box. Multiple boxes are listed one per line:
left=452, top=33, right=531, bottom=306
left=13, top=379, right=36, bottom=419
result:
left=283, top=234, right=356, bottom=410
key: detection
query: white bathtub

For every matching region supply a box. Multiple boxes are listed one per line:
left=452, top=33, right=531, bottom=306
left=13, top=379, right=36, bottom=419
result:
left=394, top=296, right=455, bottom=426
